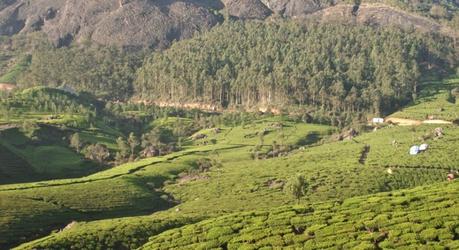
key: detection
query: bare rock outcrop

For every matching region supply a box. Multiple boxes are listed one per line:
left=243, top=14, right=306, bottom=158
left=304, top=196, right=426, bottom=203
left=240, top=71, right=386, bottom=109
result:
left=305, top=4, right=445, bottom=34
left=0, top=0, right=454, bottom=49
left=223, top=0, right=272, bottom=19
left=260, top=0, right=331, bottom=17
left=0, top=0, right=220, bottom=49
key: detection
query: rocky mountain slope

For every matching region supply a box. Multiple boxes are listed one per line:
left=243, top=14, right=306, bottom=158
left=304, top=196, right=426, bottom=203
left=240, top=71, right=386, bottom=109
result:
left=0, top=0, right=456, bottom=49
left=306, top=4, right=446, bottom=33
left=0, top=0, right=221, bottom=48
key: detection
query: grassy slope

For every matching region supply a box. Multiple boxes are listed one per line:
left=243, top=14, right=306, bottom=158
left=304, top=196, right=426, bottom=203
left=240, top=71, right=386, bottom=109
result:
left=0, top=87, right=90, bottom=125
left=0, top=144, right=38, bottom=184
left=0, top=121, right=333, bottom=248
left=3, top=77, right=459, bottom=249
left=0, top=128, right=100, bottom=183
left=0, top=144, right=245, bottom=248
left=390, top=76, right=459, bottom=121
left=8, top=120, right=459, bottom=249
left=0, top=55, right=30, bottom=83
left=0, top=87, right=125, bottom=183
left=139, top=181, right=459, bottom=250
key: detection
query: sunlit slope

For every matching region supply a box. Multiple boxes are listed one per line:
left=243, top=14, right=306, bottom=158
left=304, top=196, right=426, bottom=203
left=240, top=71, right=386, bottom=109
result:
left=9, top=121, right=459, bottom=249
left=0, top=122, right=330, bottom=247
left=140, top=181, right=459, bottom=250
left=390, top=76, right=459, bottom=121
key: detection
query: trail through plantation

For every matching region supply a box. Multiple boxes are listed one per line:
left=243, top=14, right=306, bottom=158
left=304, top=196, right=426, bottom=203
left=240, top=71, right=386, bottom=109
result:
left=385, top=117, right=453, bottom=126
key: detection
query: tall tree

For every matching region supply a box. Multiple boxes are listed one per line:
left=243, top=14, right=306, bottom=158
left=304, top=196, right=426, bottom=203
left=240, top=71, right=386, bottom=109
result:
left=284, top=174, right=308, bottom=204
left=70, top=133, right=81, bottom=153
left=127, top=132, right=139, bottom=160
left=116, top=137, right=130, bottom=160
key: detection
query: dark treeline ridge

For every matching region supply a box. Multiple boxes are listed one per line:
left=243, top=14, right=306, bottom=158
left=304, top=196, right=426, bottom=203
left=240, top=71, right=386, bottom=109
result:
left=15, top=21, right=457, bottom=120
left=135, top=21, right=456, bottom=116
left=18, top=44, right=146, bottom=100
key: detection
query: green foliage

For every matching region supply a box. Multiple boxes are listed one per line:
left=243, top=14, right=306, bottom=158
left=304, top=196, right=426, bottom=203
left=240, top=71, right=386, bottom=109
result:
left=18, top=45, right=144, bottom=100
left=138, top=182, right=459, bottom=249
left=1, top=78, right=458, bottom=249
left=19, top=120, right=39, bottom=139
left=136, top=21, right=455, bottom=117
left=0, top=87, right=97, bottom=126
left=116, top=136, right=130, bottom=163
left=4, top=118, right=456, bottom=249
left=0, top=54, right=31, bottom=83
left=128, top=132, right=140, bottom=159
left=69, top=133, right=81, bottom=153
left=284, top=174, right=307, bottom=203
left=84, top=143, right=110, bottom=163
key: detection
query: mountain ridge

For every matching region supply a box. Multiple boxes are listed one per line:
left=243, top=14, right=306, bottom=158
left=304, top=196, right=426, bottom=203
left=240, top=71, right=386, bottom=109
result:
left=0, top=0, right=456, bottom=49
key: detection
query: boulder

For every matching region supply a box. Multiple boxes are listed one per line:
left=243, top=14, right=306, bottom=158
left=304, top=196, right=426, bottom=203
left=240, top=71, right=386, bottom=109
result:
left=223, top=0, right=272, bottom=19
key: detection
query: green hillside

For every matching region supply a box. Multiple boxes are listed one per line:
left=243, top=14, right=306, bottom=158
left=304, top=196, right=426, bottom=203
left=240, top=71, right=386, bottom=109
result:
left=0, top=143, right=38, bottom=184
left=0, top=55, right=30, bottom=83
left=0, top=86, right=117, bottom=183
left=140, top=181, right=459, bottom=250
left=0, top=127, right=102, bottom=181
left=3, top=116, right=457, bottom=248
left=390, top=76, right=459, bottom=121
left=0, top=75, right=457, bottom=248
left=0, top=6, right=457, bottom=249
left=0, top=86, right=97, bottom=126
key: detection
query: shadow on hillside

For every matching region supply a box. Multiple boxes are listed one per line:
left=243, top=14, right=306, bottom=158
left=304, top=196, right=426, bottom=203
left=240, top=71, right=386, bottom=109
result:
left=296, top=132, right=322, bottom=146
left=0, top=127, right=102, bottom=185
left=4, top=176, right=177, bottom=249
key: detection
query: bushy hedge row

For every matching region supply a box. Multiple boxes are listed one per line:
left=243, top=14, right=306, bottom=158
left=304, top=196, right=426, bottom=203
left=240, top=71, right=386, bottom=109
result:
left=141, top=182, right=459, bottom=249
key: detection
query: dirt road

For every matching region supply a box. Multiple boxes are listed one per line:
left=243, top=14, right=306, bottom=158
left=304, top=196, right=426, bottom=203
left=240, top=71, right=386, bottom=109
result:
left=385, top=117, right=452, bottom=126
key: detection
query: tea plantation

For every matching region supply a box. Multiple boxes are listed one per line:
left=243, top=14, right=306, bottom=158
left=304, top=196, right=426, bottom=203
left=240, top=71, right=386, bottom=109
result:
left=139, top=181, right=459, bottom=250
left=5, top=120, right=458, bottom=249
left=1, top=78, right=458, bottom=249
left=390, top=76, right=459, bottom=122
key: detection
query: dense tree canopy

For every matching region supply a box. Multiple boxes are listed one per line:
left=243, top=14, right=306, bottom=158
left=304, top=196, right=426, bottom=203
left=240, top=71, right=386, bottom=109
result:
left=135, top=21, right=456, bottom=116
left=18, top=45, right=145, bottom=100
left=0, top=87, right=96, bottom=116
left=9, top=20, right=457, bottom=119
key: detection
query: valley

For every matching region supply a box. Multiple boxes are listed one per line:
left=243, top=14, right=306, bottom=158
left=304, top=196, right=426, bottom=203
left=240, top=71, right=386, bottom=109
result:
left=0, top=75, right=457, bottom=249
left=0, top=0, right=458, bottom=249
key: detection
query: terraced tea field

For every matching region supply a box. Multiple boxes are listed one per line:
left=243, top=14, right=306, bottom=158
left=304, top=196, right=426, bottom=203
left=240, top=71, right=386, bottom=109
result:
left=139, top=181, right=459, bottom=250
left=1, top=78, right=458, bottom=249
left=389, top=76, right=459, bottom=122
left=4, top=118, right=457, bottom=249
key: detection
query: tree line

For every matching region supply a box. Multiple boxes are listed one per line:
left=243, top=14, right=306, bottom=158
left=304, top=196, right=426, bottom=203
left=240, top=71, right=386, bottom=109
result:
left=12, top=20, right=457, bottom=122
left=135, top=21, right=456, bottom=116
left=17, top=44, right=146, bottom=100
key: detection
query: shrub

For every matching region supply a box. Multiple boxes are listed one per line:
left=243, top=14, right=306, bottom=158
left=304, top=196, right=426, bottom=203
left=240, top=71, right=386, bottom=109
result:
left=420, top=228, right=439, bottom=242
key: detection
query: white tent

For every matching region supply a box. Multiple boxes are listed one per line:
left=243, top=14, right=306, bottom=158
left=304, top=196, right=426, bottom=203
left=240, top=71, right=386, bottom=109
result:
left=419, top=144, right=429, bottom=151
left=410, top=145, right=420, bottom=155
left=372, top=118, right=384, bottom=124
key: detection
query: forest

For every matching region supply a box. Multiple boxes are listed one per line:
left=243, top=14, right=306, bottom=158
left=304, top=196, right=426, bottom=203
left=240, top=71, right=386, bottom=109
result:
left=12, top=21, right=456, bottom=121
left=0, top=2, right=458, bottom=249
left=135, top=21, right=456, bottom=115
left=17, top=44, right=145, bottom=100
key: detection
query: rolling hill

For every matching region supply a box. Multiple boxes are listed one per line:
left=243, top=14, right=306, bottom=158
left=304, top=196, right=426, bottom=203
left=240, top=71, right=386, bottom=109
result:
left=139, top=181, right=459, bottom=249
left=0, top=1, right=457, bottom=249
left=1, top=108, right=458, bottom=248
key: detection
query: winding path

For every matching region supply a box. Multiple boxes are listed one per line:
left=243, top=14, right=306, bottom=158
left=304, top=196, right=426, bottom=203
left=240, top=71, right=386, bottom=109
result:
left=385, top=117, right=452, bottom=126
